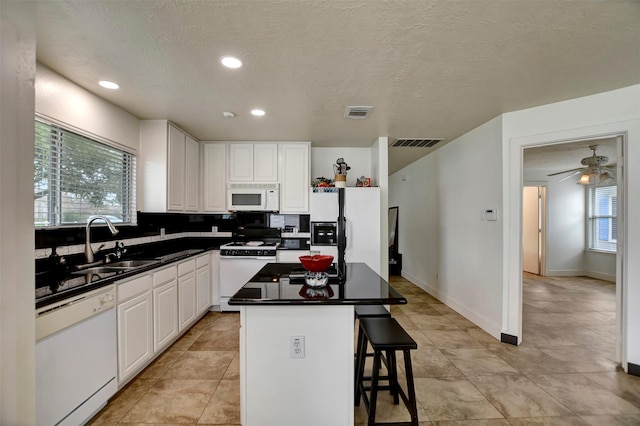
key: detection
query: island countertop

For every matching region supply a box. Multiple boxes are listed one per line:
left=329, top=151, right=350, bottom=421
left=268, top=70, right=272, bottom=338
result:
left=228, top=262, right=407, bottom=306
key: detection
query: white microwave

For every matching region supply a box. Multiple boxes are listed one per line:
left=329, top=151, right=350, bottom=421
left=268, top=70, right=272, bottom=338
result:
left=227, top=183, right=280, bottom=211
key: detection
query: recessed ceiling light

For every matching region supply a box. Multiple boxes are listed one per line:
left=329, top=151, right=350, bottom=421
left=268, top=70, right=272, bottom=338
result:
left=223, top=111, right=236, bottom=118
left=251, top=109, right=266, bottom=117
left=98, top=80, right=119, bottom=90
left=220, top=56, right=243, bottom=69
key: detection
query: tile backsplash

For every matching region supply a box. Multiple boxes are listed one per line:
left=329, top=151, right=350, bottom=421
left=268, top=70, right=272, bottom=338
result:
left=34, top=231, right=232, bottom=259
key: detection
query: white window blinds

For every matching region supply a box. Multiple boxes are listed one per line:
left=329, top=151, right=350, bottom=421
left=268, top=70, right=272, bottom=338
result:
left=34, top=119, right=136, bottom=227
left=587, top=185, right=617, bottom=252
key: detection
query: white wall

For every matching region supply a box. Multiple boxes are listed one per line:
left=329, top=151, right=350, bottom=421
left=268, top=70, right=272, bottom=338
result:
left=586, top=251, right=616, bottom=282
left=372, top=137, right=389, bottom=278
left=524, top=170, right=586, bottom=276
left=1, top=1, right=36, bottom=423
left=389, top=116, right=504, bottom=339
left=503, top=84, right=640, bottom=370
left=35, top=63, right=140, bottom=152
left=311, top=147, right=372, bottom=187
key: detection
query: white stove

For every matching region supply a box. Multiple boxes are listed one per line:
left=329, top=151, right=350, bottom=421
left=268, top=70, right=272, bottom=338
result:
left=219, top=241, right=280, bottom=311
left=219, top=241, right=280, bottom=258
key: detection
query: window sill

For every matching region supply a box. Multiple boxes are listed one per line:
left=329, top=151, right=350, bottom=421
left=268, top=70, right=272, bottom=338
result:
left=586, top=249, right=616, bottom=255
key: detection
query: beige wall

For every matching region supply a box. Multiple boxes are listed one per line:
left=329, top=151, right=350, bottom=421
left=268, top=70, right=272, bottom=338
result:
left=1, top=1, right=36, bottom=423
left=35, top=63, right=140, bottom=152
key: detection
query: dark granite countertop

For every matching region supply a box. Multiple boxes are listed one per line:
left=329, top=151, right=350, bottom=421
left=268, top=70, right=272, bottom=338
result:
left=228, top=262, right=407, bottom=306
left=36, top=242, right=220, bottom=309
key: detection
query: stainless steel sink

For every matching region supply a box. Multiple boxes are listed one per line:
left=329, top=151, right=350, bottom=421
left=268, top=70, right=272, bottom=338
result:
left=71, top=266, right=132, bottom=275
left=71, top=259, right=160, bottom=276
left=106, top=259, right=160, bottom=268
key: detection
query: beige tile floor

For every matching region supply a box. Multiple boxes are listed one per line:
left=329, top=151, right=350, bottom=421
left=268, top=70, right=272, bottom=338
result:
left=89, top=274, right=640, bottom=425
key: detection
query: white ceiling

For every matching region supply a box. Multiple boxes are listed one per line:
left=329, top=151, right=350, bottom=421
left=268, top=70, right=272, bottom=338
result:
left=523, top=137, right=617, bottom=172
left=34, top=1, right=640, bottom=174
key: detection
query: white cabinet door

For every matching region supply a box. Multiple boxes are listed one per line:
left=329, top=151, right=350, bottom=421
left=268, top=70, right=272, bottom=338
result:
left=178, top=271, right=197, bottom=331
left=228, top=144, right=254, bottom=181
left=153, top=279, right=178, bottom=352
left=279, top=143, right=310, bottom=212
left=254, top=143, right=278, bottom=181
left=277, top=250, right=307, bottom=263
left=211, top=251, right=220, bottom=307
left=167, top=124, right=186, bottom=211
left=178, top=258, right=197, bottom=332
left=185, top=135, right=199, bottom=211
left=203, top=143, right=226, bottom=212
left=117, top=281, right=153, bottom=384
left=140, top=120, right=199, bottom=212
left=228, top=143, right=278, bottom=182
left=196, top=254, right=211, bottom=315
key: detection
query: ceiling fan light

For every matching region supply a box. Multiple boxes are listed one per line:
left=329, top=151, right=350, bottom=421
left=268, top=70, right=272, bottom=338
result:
left=578, top=174, right=591, bottom=185
left=599, top=172, right=614, bottom=184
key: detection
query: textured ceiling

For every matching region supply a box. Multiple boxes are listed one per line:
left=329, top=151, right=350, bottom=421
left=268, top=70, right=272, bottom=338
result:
left=35, top=0, right=640, bottom=174
left=523, top=138, right=617, bottom=172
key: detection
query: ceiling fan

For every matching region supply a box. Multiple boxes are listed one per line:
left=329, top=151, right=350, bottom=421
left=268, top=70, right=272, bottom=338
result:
left=547, top=144, right=616, bottom=185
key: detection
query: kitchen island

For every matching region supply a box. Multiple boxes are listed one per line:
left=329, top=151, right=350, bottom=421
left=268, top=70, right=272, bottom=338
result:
left=229, top=262, right=406, bottom=426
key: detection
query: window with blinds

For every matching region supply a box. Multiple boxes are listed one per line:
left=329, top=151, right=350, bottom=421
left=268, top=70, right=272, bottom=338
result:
left=34, top=119, right=136, bottom=227
left=587, top=185, right=617, bottom=252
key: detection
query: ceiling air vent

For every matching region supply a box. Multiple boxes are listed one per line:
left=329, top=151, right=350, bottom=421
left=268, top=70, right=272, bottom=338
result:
left=391, top=138, right=444, bottom=148
left=344, top=106, right=374, bottom=119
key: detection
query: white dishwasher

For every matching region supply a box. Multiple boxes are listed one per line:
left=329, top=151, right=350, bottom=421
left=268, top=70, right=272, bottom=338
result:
left=36, top=285, right=117, bottom=426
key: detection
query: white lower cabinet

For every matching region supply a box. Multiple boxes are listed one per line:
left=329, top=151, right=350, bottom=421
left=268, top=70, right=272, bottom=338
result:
left=115, top=251, right=215, bottom=386
left=211, top=250, right=220, bottom=308
left=196, top=253, right=212, bottom=315
left=277, top=250, right=308, bottom=263
left=152, top=266, right=178, bottom=352
left=117, top=275, right=153, bottom=385
left=178, top=259, right=197, bottom=332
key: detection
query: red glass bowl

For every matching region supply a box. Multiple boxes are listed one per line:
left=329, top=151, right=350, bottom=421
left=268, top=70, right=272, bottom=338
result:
left=299, top=255, right=334, bottom=272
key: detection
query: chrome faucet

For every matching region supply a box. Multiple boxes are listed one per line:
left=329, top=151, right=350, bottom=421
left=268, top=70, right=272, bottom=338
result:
left=85, top=215, right=119, bottom=263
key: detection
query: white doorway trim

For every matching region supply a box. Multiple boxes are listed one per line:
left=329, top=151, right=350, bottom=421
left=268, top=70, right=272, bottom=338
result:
left=503, top=123, right=628, bottom=371
left=522, top=183, right=547, bottom=276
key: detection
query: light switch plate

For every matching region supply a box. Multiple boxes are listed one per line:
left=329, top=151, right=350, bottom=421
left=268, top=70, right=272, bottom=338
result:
left=483, top=208, right=497, bottom=221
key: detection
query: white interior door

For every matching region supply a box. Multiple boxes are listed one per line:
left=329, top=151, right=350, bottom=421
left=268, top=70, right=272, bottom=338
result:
left=523, top=186, right=541, bottom=274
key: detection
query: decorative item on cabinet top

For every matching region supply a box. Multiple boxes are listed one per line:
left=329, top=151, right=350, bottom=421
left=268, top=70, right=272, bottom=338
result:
left=333, top=158, right=350, bottom=188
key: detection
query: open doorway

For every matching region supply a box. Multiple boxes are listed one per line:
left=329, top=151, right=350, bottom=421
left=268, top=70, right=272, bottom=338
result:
left=522, top=185, right=546, bottom=275
left=521, top=136, right=623, bottom=365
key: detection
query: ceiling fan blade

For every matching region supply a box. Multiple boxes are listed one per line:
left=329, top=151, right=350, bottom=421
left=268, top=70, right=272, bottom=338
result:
left=547, top=167, right=585, bottom=177
left=555, top=170, right=583, bottom=182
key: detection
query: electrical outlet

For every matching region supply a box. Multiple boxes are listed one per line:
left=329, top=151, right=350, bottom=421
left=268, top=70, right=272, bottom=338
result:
left=290, top=336, right=305, bottom=359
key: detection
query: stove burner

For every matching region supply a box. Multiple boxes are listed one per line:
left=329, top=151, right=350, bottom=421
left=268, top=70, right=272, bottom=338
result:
left=220, top=241, right=280, bottom=257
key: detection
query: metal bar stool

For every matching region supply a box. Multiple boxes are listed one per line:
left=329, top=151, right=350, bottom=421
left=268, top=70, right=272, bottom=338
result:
left=355, top=317, right=418, bottom=426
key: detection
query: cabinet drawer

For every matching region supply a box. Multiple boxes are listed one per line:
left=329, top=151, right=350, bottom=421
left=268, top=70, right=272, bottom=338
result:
left=153, top=265, right=177, bottom=287
left=178, top=259, right=196, bottom=276
left=196, top=253, right=210, bottom=269
left=117, top=274, right=152, bottom=303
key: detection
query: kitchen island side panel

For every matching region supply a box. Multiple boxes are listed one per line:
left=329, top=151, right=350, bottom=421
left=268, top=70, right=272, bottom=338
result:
left=239, top=305, right=354, bottom=426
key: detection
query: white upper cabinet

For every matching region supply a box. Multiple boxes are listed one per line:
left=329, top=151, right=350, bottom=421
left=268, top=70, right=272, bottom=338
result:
left=202, top=143, right=226, bottom=212
left=140, top=120, right=199, bottom=212
left=167, top=125, right=186, bottom=210
left=228, top=143, right=278, bottom=182
left=254, top=144, right=279, bottom=181
left=279, top=142, right=310, bottom=213
left=185, top=135, right=199, bottom=211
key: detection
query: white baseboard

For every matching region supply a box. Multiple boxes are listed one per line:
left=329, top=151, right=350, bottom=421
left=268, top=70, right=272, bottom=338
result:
left=546, top=269, right=585, bottom=277
left=586, top=271, right=616, bottom=283
left=401, top=271, right=502, bottom=341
